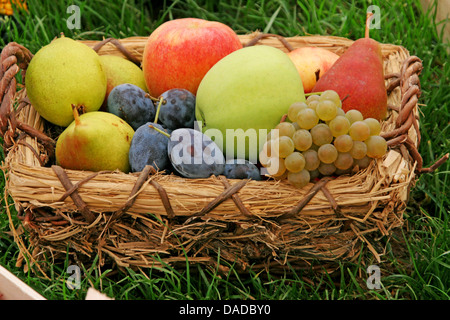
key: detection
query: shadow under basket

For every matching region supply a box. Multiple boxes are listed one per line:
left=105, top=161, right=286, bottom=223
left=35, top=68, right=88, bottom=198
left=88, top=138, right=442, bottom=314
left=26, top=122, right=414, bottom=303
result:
left=0, top=33, right=447, bottom=276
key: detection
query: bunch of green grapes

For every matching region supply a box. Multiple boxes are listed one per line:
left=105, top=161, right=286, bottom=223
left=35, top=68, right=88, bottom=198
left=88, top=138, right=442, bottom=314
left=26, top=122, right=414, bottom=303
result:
left=260, top=90, right=388, bottom=189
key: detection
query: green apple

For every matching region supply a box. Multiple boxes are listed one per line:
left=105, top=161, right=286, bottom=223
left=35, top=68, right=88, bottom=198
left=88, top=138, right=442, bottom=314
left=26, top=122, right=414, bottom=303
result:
left=195, top=45, right=305, bottom=162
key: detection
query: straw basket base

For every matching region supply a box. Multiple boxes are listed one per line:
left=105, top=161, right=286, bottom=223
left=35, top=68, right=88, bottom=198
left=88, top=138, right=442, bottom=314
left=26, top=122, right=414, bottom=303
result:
left=1, top=32, right=446, bottom=275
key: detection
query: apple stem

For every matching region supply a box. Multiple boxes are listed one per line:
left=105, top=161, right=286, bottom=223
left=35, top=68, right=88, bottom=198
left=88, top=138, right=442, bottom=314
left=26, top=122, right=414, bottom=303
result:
left=365, top=12, right=373, bottom=39
left=72, top=104, right=81, bottom=126
left=153, top=97, right=164, bottom=124
left=149, top=124, right=171, bottom=138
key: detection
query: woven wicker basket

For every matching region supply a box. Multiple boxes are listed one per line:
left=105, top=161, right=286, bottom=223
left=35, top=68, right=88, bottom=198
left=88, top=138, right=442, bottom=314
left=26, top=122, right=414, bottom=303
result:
left=1, top=33, right=446, bottom=275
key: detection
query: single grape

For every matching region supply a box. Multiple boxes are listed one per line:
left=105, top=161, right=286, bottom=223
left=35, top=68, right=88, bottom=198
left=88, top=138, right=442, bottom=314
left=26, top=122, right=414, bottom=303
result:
left=316, top=100, right=338, bottom=121
left=297, top=108, right=319, bottom=130
left=336, top=108, right=345, bottom=117
left=318, top=162, right=336, bottom=176
left=224, top=159, right=261, bottom=180
left=107, top=83, right=155, bottom=130
left=266, top=157, right=286, bottom=177
left=353, top=156, right=372, bottom=169
left=345, top=109, right=364, bottom=124
left=278, top=136, right=295, bottom=158
left=285, top=152, right=306, bottom=173
left=287, top=169, right=310, bottom=188
left=306, top=94, right=320, bottom=105
left=349, top=140, right=367, bottom=159
left=159, top=88, right=196, bottom=130
left=365, top=135, right=388, bottom=158
left=328, top=115, right=351, bottom=137
left=349, top=121, right=371, bottom=141
left=275, top=122, right=296, bottom=138
left=259, top=149, right=270, bottom=167
left=334, top=152, right=354, bottom=170
left=287, top=102, right=308, bottom=122
left=307, top=100, right=319, bottom=110
left=263, top=139, right=279, bottom=157
left=318, top=143, right=338, bottom=164
left=319, top=90, right=342, bottom=108
left=333, top=134, right=353, bottom=153
left=310, top=123, right=333, bottom=146
left=292, top=129, right=312, bottom=151
left=364, top=118, right=382, bottom=136
left=302, top=149, right=320, bottom=171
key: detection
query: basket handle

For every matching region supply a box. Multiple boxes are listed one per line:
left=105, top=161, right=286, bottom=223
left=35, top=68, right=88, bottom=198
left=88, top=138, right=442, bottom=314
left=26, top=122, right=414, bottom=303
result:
left=92, top=37, right=142, bottom=66
left=383, top=56, right=449, bottom=173
left=0, top=42, right=55, bottom=156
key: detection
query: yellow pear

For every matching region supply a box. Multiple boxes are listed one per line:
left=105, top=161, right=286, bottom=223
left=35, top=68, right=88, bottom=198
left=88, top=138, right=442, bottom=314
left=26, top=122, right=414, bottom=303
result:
left=55, top=108, right=134, bottom=173
left=99, top=55, right=147, bottom=107
left=26, top=36, right=107, bottom=127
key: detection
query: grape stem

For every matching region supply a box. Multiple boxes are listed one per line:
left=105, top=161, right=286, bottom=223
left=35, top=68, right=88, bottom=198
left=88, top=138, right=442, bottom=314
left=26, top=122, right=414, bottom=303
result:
left=304, top=92, right=323, bottom=96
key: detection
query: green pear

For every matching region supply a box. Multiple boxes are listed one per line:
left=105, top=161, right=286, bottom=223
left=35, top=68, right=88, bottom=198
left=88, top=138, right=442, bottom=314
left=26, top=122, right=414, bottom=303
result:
left=99, top=55, right=148, bottom=107
left=55, top=108, right=135, bottom=173
left=25, top=36, right=107, bottom=127
left=195, top=45, right=305, bottom=161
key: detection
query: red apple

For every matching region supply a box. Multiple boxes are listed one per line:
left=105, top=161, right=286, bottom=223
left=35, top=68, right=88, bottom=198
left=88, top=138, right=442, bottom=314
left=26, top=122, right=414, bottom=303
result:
left=287, top=47, right=339, bottom=93
left=142, top=18, right=243, bottom=97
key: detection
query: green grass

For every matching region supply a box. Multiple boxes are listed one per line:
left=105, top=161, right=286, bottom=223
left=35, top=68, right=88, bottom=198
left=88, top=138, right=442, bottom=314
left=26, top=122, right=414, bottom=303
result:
left=0, top=0, right=449, bottom=300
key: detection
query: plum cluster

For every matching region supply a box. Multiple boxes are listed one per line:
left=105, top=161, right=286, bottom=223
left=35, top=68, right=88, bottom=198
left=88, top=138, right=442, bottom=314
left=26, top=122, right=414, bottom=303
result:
left=107, top=85, right=261, bottom=180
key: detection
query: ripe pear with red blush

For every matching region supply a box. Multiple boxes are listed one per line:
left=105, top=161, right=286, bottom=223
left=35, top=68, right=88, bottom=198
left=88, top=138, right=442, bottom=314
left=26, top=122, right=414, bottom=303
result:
left=312, top=13, right=387, bottom=120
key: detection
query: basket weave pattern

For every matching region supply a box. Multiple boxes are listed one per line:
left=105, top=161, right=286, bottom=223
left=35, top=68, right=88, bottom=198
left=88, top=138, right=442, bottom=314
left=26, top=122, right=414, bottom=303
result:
left=0, top=33, right=435, bottom=273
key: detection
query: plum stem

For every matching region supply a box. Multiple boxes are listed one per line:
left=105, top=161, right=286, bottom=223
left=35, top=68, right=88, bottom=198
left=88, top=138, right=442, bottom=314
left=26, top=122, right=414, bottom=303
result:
left=149, top=124, right=170, bottom=138
left=365, top=12, right=373, bottom=39
left=153, top=97, right=164, bottom=124
left=72, top=104, right=81, bottom=126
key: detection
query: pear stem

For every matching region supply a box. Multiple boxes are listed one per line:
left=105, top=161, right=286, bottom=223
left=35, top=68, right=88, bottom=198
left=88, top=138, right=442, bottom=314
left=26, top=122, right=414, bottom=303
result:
left=149, top=124, right=171, bottom=138
left=72, top=104, right=81, bottom=126
left=153, top=97, right=164, bottom=124
left=365, top=12, right=373, bottom=38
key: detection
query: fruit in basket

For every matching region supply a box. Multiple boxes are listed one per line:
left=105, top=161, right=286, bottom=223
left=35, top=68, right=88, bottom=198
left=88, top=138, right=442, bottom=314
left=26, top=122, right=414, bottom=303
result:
left=25, top=36, right=107, bottom=127
left=158, top=88, right=196, bottom=130
left=168, top=128, right=225, bottom=179
left=195, top=45, right=304, bottom=160
left=55, top=108, right=134, bottom=172
left=107, top=83, right=155, bottom=130
left=287, top=47, right=339, bottom=93
left=312, top=13, right=388, bottom=120
left=128, top=122, right=170, bottom=172
left=259, top=89, right=388, bottom=188
left=142, top=18, right=243, bottom=97
left=99, top=55, right=147, bottom=107
left=224, top=159, right=261, bottom=180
